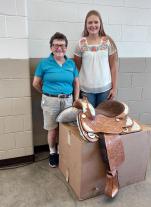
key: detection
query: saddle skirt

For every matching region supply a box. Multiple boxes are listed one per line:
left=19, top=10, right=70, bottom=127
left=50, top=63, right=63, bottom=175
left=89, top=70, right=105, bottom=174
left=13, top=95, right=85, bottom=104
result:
left=79, top=113, right=127, bottom=134
left=77, top=112, right=99, bottom=142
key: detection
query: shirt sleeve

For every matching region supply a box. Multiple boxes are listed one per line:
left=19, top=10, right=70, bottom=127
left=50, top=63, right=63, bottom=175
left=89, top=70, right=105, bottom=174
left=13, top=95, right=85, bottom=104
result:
left=71, top=60, right=79, bottom=78
left=74, top=42, right=82, bottom=57
left=108, top=39, right=117, bottom=56
left=72, top=61, right=79, bottom=78
left=34, top=59, right=44, bottom=78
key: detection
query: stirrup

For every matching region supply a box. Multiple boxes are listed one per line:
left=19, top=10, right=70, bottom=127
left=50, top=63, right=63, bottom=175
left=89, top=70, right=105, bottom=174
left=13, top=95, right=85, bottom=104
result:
left=104, top=170, right=119, bottom=198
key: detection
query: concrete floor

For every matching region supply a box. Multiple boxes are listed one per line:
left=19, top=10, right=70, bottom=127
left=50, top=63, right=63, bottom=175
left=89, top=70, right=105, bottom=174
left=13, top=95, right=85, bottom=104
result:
left=0, top=153, right=151, bottom=207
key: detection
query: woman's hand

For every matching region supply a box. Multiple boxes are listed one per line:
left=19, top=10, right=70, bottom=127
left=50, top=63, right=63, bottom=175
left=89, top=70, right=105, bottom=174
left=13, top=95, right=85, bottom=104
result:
left=33, top=76, right=42, bottom=93
left=107, top=88, right=116, bottom=100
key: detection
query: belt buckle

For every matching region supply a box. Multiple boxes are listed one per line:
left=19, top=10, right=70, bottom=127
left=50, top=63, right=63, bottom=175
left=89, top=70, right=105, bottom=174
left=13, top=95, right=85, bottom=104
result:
left=58, top=94, right=65, bottom=98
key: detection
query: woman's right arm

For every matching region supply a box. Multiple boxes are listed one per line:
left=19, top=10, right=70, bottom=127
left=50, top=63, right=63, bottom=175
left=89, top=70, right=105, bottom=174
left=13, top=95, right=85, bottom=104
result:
left=74, top=55, right=82, bottom=71
left=33, top=76, right=42, bottom=93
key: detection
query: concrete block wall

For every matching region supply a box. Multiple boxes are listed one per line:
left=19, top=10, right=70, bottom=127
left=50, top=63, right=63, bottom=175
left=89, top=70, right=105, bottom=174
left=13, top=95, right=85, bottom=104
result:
left=0, top=0, right=151, bottom=155
left=28, top=0, right=151, bottom=140
left=118, top=58, right=151, bottom=124
left=0, top=0, right=33, bottom=160
left=0, top=0, right=29, bottom=58
left=27, top=0, right=151, bottom=58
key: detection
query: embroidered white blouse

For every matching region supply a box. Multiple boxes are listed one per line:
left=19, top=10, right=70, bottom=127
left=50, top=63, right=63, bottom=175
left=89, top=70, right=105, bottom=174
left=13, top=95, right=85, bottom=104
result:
left=74, top=37, right=116, bottom=93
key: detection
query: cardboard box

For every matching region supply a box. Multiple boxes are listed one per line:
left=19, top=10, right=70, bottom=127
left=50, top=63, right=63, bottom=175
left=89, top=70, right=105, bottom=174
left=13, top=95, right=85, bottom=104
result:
left=59, top=123, right=151, bottom=200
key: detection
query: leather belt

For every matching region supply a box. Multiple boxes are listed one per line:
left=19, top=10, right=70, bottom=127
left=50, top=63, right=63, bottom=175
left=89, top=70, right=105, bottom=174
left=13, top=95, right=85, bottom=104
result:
left=43, top=93, right=71, bottom=98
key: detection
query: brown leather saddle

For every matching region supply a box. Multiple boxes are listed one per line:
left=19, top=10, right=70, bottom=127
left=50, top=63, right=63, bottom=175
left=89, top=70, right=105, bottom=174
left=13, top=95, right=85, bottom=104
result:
left=74, top=97, right=141, bottom=140
left=73, top=97, right=142, bottom=198
left=57, top=97, right=142, bottom=198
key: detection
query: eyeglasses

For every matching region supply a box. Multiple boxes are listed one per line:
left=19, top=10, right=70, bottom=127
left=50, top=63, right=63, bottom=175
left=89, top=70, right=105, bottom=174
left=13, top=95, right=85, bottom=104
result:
left=52, top=44, right=67, bottom=49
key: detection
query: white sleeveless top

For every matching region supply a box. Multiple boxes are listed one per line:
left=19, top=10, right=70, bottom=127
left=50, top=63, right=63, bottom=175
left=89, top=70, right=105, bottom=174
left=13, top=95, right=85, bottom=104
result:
left=74, top=37, right=117, bottom=93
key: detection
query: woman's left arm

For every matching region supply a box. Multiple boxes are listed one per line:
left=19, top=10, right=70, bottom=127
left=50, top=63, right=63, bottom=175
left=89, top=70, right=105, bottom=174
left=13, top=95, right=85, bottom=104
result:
left=108, top=52, right=118, bottom=99
left=73, top=77, right=80, bottom=101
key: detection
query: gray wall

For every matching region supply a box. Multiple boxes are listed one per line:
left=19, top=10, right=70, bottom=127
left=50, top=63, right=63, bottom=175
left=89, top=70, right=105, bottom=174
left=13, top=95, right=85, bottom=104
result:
left=0, top=0, right=151, bottom=157
left=30, top=57, right=151, bottom=146
left=118, top=58, right=151, bottom=124
left=0, top=59, right=33, bottom=160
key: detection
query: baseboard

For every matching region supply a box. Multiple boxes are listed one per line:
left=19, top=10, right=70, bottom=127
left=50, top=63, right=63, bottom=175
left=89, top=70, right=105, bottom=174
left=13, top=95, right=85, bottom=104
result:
left=0, top=145, right=49, bottom=167
left=34, top=144, right=49, bottom=153
left=0, top=155, right=34, bottom=167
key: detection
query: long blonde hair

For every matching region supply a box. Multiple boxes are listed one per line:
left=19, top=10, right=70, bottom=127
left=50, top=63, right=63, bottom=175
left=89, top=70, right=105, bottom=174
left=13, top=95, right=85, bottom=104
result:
left=83, top=10, right=118, bottom=61
left=83, top=10, right=106, bottom=37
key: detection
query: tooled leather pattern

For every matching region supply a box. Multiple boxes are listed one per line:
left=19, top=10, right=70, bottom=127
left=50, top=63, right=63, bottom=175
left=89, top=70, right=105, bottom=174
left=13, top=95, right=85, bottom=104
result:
left=80, top=113, right=126, bottom=134
left=104, top=134, right=125, bottom=171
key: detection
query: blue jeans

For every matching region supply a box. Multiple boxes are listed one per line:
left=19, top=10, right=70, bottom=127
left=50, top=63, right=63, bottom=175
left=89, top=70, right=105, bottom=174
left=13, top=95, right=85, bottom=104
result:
left=80, top=90, right=110, bottom=108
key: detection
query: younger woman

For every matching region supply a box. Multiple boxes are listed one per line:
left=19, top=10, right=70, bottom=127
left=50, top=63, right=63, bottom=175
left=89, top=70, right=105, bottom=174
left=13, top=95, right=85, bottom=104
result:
left=74, top=10, right=118, bottom=107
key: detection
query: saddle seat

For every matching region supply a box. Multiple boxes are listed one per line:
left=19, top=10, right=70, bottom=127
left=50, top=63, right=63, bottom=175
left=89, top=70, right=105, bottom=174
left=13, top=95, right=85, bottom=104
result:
left=95, top=100, right=128, bottom=118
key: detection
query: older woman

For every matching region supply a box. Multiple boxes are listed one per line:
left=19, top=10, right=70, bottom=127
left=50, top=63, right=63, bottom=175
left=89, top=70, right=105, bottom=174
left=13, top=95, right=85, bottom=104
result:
left=33, top=32, right=79, bottom=167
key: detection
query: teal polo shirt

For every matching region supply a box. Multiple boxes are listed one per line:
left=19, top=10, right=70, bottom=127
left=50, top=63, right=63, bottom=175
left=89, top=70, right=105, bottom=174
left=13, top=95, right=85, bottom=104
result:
left=34, top=54, right=79, bottom=95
